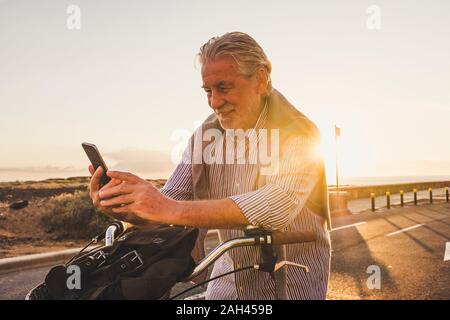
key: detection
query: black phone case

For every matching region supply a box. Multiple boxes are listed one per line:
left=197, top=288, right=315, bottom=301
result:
left=82, top=143, right=111, bottom=186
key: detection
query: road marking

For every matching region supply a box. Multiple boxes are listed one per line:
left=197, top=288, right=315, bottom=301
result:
left=445, top=242, right=450, bottom=262
left=331, top=222, right=366, bottom=232
left=386, top=224, right=423, bottom=237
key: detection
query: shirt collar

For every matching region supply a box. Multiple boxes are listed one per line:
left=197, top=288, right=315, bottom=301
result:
left=253, top=97, right=269, bottom=130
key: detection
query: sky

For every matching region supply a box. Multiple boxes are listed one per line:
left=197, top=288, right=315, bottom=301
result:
left=1, top=0, right=449, bottom=183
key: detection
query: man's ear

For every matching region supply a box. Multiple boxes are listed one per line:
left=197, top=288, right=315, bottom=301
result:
left=255, top=68, right=269, bottom=95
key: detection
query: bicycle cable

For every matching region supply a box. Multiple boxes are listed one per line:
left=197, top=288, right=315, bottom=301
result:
left=169, top=265, right=254, bottom=300
left=64, top=238, right=96, bottom=266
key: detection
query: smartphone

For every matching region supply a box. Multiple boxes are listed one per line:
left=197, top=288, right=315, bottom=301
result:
left=82, top=142, right=111, bottom=187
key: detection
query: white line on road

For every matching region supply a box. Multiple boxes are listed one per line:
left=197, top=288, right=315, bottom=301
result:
left=386, top=224, right=423, bottom=237
left=331, top=222, right=367, bottom=232
left=445, top=242, right=450, bottom=262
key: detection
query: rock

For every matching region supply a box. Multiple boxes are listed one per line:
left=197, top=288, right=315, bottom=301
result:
left=9, top=200, right=29, bottom=210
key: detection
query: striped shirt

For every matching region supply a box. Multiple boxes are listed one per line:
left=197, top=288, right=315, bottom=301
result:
left=160, top=104, right=331, bottom=300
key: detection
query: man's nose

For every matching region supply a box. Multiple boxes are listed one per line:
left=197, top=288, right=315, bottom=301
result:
left=209, top=92, right=225, bottom=110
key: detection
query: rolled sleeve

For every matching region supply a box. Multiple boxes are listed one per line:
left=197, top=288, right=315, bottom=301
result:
left=229, top=136, right=322, bottom=230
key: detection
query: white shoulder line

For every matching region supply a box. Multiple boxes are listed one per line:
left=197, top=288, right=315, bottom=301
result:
left=386, top=224, right=423, bottom=237
left=331, top=222, right=366, bottom=232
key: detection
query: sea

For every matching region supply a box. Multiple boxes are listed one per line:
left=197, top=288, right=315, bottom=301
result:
left=336, top=175, right=450, bottom=187
left=1, top=172, right=450, bottom=187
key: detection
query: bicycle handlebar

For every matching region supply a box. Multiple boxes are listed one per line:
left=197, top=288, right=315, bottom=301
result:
left=270, top=231, right=316, bottom=245
left=101, top=223, right=317, bottom=282
left=184, top=230, right=317, bottom=282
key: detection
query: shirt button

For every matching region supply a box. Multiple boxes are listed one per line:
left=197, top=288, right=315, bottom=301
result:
left=236, top=263, right=241, bottom=268
left=239, top=286, right=244, bottom=292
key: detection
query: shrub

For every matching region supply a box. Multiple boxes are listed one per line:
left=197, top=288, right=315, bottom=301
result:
left=40, top=190, right=114, bottom=240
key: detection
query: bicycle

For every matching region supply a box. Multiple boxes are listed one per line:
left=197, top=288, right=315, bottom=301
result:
left=25, top=222, right=316, bottom=300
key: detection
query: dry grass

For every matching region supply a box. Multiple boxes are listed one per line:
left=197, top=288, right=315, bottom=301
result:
left=0, top=176, right=90, bottom=190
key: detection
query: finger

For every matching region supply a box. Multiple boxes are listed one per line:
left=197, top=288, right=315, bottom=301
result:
left=90, top=167, right=103, bottom=193
left=111, top=203, right=132, bottom=213
left=98, top=181, right=134, bottom=199
left=100, top=177, right=122, bottom=191
left=110, top=206, right=149, bottom=225
left=88, top=164, right=94, bottom=176
left=100, top=194, right=134, bottom=207
left=106, top=171, right=141, bottom=184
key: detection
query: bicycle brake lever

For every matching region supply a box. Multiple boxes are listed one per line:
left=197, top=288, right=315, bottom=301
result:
left=274, top=261, right=310, bottom=273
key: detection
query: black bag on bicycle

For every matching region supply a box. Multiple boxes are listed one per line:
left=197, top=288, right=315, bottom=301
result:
left=27, top=225, right=198, bottom=300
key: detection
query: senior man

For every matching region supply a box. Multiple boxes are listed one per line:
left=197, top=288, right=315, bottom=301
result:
left=89, top=32, right=331, bottom=300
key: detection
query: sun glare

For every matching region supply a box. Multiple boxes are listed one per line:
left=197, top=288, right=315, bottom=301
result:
left=316, top=121, right=374, bottom=184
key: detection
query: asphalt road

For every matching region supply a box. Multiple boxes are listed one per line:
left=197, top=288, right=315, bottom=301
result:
left=1, top=201, right=449, bottom=300
left=328, top=201, right=450, bottom=299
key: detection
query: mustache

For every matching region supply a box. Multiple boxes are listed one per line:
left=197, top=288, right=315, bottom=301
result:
left=214, top=104, right=235, bottom=114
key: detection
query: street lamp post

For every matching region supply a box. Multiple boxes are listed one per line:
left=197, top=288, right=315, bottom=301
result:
left=335, top=125, right=341, bottom=193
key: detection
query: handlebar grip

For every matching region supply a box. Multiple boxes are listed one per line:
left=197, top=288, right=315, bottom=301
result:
left=270, top=231, right=317, bottom=245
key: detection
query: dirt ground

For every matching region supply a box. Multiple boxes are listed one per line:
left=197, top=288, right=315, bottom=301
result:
left=0, top=198, right=87, bottom=258
left=0, top=177, right=167, bottom=258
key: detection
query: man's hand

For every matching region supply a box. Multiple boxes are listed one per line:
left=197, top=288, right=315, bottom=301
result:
left=97, top=170, right=177, bottom=226
left=88, top=165, right=122, bottom=215
left=90, top=167, right=249, bottom=229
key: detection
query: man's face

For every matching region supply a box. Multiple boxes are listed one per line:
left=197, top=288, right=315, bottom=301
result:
left=201, top=56, right=264, bottom=130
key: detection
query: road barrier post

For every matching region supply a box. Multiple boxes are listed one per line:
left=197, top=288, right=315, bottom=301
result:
left=371, top=193, right=375, bottom=212
left=386, top=191, right=391, bottom=209
left=400, top=190, right=404, bottom=207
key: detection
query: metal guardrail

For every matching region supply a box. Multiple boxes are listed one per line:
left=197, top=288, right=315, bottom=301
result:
left=332, top=185, right=449, bottom=215
left=368, top=187, right=449, bottom=211
left=329, top=180, right=450, bottom=200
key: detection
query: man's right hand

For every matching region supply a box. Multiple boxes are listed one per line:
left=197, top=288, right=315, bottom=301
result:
left=88, top=165, right=122, bottom=214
